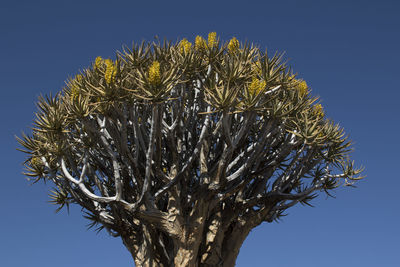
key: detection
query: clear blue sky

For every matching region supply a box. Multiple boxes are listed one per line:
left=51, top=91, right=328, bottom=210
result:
left=1, top=0, right=399, bottom=266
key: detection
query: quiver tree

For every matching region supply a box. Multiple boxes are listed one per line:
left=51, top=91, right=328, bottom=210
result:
left=18, top=33, right=364, bottom=267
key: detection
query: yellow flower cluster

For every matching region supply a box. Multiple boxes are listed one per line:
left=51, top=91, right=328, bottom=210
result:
left=297, top=80, right=308, bottom=97
left=70, top=74, right=83, bottom=100
left=30, top=156, right=42, bottom=166
left=228, top=37, right=239, bottom=53
left=195, top=35, right=207, bottom=50
left=248, top=77, right=266, bottom=95
left=179, top=38, right=192, bottom=54
left=313, top=104, right=324, bottom=117
left=104, top=59, right=117, bottom=84
left=70, top=86, right=79, bottom=100
left=208, top=32, right=217, bottom=48
left=75, top=74, right=83, bottom=82
left=148, top=61, right=161, bottom=86
left=94, top=56, right=103, bottom=70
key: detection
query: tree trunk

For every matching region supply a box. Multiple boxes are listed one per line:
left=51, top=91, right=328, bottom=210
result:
left=121, top=219, right=253, bottom=267
left=122, top=225, right=169, bottom=267
left=119, top=195, right=270, bottom=266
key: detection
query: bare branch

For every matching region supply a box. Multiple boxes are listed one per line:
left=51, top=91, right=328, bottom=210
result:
left=60, top=158, right=116, bottom=203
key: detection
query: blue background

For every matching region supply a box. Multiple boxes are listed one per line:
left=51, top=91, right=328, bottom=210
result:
left=1, top=0, right=399, bottom=266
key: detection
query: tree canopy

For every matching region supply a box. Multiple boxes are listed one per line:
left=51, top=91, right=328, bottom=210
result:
left=18, top=33, right=363, bottom=266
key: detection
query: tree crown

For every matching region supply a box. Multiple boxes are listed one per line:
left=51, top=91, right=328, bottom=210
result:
left=18, top=33, right=363, bottom=228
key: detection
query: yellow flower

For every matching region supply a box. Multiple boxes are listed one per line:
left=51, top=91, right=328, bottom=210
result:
left=179, top=38, right=192, bottom=54
left=148, top=61, right=161, bottom=86
left=30, top=156, right=42, bottom=166
left=297, top=80, right=308, bottom=97
left=94, top=56, right=103, bottom=70
left=195, top=35, right=207, bottom=50
left=104, top=59, right=117, bottom=84
left=248, top=77, right=266, bottom=95
left=75, top=74, right=83, bottom=82
left=228, top=37, right=239, bottom=53
left=313, top=104, right=324, bottom=117
left=70, top=74, right=83, bottom=100
left=70, top=85, right=79, bottom=100
left=208, top=32, right=217, bottom=48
